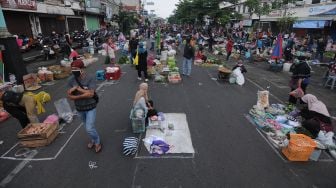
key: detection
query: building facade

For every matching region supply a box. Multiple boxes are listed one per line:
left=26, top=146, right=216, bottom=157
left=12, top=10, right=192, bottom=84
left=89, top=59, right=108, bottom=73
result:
left=0, top=0, right=122, bottom=37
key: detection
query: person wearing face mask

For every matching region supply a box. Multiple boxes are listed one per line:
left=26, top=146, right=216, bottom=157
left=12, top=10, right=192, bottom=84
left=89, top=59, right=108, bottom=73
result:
left=289, top=56, right=311, bottom=104
left=67, top=60, right=102, bottom=153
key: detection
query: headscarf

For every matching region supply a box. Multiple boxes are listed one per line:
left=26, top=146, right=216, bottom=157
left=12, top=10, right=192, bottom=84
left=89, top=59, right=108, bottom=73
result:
left=138, top=42, right=146, bottom=54
left=26, top=91, right=51, bottom=114
left=133, top=83, right=148, bottom=106
left=301, top=94, right=330, bottom=117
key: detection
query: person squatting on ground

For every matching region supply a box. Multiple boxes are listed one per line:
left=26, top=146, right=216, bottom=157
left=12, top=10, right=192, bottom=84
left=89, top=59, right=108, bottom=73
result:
left=133, top=83, right=156, bottom=123
left=195, top=47, right=207, bottom=62
left=182, top=37, right=195, bottom=76
left=300, top=94, right=333, bottom=138
left=136, top=42, right=148, bottom=81
left=0, top=90, right=50, bottom=128
left=288, top=57, right=311, bottom=104
left=67, top=60, right=102, bottom=153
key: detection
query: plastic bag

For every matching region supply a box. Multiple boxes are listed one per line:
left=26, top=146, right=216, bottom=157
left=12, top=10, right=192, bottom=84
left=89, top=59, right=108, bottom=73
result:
left=257, top=90, right=269, bottom=109
left=54, top=98, right=73, bottom=123
left=289, top=87, right=304, bottom=98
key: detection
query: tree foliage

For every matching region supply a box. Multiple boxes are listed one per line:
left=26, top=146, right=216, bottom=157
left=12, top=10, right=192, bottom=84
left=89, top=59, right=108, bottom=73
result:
left=168, top=0, right=240, bottom=26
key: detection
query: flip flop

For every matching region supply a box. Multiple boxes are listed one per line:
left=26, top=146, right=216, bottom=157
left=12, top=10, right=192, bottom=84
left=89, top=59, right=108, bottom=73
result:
left=95, top=144, right=102, bottom=153
left=87, top=141, right=94, bottom=149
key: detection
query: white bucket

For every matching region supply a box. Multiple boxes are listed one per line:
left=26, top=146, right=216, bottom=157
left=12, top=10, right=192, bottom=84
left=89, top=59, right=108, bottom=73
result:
left=283, top=62, right=292, bottom=72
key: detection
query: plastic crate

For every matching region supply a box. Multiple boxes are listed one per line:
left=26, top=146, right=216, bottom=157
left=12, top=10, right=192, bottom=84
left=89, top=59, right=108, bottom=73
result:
left=130, top=108, right=146, bottom=133
left=282, top=134, right=317, bottom=161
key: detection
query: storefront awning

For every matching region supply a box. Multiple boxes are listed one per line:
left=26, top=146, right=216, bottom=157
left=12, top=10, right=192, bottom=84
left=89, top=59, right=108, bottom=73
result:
left=293, top=20, right=331, bottom=29
left=37, top=3, right=74, bottom=15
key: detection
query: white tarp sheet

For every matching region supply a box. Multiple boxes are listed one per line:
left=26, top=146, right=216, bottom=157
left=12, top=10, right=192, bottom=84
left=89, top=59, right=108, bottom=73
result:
left=144, top=113, right=195, bottom=154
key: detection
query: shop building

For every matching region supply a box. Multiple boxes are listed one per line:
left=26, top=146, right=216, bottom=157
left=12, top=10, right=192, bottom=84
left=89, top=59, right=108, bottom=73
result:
left=0, top=0, right=120, bottom=37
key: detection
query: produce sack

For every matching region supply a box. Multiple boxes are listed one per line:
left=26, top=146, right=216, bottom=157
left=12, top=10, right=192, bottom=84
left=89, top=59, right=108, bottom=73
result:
left=257, top=90, right=269, bottom=109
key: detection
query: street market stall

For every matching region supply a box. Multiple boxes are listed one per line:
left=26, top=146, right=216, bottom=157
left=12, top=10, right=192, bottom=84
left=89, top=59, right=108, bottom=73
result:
left=247, top=91, right=336, bottom=161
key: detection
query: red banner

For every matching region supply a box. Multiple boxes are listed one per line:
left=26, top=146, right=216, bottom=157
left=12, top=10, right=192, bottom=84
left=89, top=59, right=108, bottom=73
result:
left=1, top=0, right=37, bottom=10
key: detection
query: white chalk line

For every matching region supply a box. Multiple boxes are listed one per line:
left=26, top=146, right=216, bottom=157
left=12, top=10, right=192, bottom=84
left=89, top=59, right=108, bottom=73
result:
left=0, top=123, right=83, bottom=161
left=0, top=143, right=19, bottom=158
left=1, top=79, right=109, bottom=161
left=0, top=150, right=38, bottom=187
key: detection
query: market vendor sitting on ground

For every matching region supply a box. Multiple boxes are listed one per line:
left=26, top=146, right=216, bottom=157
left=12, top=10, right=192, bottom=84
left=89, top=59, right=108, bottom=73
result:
left=300, top=94, right=333, bottom=138
left=133, top=83, right=156, bottom=120
left=67, top=60, right=102, bottom=153
left=195, top=46, right=207, bottom=63
left=0, top=89, right=50, bottom=128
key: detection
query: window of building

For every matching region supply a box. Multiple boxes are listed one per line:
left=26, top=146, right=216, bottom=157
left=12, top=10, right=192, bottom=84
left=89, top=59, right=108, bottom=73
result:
left=243, top=5, right=246, bottom=13
left=312, top=0, right=321, bottom=4
left=238, top=5, right=241, bottom=13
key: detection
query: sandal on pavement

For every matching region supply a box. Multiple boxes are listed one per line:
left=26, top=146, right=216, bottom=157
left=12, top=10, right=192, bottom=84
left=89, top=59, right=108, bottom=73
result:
left=95, top=144, right=102, bottom=153
left=87, top=141, right=94, bottom=149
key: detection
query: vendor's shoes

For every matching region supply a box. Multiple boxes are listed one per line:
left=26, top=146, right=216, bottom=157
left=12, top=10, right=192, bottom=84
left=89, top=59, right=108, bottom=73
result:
left=137, top=77, right=142, bottom=81
left=95, top=144, right=102, bottom=153
left=145, top=79, right=149, bottom=82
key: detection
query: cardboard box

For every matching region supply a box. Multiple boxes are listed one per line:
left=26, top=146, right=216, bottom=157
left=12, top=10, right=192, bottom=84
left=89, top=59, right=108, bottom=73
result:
left=17, top=123, right=58, bottom=140
left=20, top=130, right=59, bottom=148
left=23, top=73, right=41, bottom=91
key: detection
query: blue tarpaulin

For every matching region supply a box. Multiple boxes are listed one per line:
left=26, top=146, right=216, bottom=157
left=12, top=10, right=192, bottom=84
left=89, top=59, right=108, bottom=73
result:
left=293, top=20, right=328, bottom=29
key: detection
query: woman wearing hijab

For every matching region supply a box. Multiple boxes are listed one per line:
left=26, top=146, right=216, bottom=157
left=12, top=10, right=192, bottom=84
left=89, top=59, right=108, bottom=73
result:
left=133, top=83, right=149, bottom=111
left=300, top=94, right=333, bottom=138
left=137, top=42, right=148, bottom=81
left=102, top=37, right=116, bottom=64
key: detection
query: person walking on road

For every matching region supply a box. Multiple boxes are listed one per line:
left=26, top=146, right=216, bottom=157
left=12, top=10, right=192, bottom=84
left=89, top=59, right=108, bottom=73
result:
left=182, top=37, right=195, bottom=76
left=288, top=57, right=311, bottom=104
left=67, top=60, right=102, bottom=153
left=129, top=36, right=139, bottom=64
left=102, top=36, right=116, bottom=64
left=226, top=38, right=234, bottom=61
left=137, top=42, right=149, bottom=81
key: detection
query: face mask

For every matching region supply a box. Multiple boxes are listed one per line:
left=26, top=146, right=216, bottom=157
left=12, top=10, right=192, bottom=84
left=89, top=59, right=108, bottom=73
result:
left=72, top=70, right=81, bottom=78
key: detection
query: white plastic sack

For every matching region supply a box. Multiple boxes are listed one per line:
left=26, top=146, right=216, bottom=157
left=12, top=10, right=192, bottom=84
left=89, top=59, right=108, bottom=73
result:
left=316, top=131, right=335, bottom=147
left=54, top=98, right=73, bottom=123
left=257, top=90, right=269, bottom=109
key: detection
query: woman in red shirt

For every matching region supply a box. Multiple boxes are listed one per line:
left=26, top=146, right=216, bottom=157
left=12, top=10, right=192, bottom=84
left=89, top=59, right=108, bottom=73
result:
left=226, top=38, right=234, bottom=61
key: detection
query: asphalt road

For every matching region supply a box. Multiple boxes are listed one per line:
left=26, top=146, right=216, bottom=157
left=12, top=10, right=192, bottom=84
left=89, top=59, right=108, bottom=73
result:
left=0, top=49, right=335, bottom=188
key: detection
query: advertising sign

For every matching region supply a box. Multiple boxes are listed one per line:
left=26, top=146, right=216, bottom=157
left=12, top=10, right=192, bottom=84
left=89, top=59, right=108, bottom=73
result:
left=308, top=5, right=336, bottom=15
left=1, top=0, right=37, bottom=10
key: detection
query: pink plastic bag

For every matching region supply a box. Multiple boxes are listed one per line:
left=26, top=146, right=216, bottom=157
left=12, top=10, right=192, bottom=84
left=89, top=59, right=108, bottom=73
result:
left=43, top=114, right=59, bottom=124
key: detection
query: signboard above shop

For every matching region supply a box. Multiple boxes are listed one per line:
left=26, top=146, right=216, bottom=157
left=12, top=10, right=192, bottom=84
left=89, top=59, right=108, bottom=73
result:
left=308, top=4, right=336, bottom=15
left=1, top=0, right=37, bottom=10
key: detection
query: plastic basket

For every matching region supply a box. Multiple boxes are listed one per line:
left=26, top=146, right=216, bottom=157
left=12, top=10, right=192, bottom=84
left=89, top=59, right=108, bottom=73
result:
left=130, top=108, right=146, bottom=133
left=282, top=134, right=317, bottom=161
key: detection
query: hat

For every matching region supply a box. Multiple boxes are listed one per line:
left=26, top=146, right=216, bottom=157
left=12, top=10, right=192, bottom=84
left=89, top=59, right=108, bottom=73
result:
left=71, top=59, right=84, bottom=69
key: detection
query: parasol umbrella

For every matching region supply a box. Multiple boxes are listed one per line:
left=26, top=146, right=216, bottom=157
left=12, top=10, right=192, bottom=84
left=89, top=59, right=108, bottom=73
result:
left=271, top=34, right=283, bottom=60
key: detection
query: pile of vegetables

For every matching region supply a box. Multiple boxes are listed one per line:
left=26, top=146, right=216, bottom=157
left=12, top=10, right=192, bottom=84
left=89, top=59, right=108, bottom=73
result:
left=117, top=56, right=129, bottom=64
